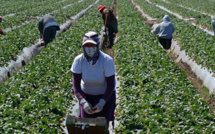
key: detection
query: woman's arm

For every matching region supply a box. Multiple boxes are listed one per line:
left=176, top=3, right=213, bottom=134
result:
left=102, top=74, right=115, bottom=101
left=72, top=73, right=85, bottom=101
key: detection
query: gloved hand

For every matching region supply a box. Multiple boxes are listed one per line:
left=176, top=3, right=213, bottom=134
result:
left=92, top=99, right=106, bottom=113
left=80, top=98, right=94, bottom=115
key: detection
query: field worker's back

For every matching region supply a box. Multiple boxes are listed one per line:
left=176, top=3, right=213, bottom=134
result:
left=153, top=15, right=174, bottom=39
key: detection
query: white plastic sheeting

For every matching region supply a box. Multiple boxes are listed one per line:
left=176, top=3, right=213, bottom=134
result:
left=171, top=39, right=215, bottom=93
left=0, top=67, right=9, bottom=82
left=52, top=0, right=85, bottom=14
left=7, top=60, right=19, bottom=77
left=3, top=20, right=32, bottom=32
left=4, top=13, right=15, bottom=18
left=131, top=0, right=156, bottom=21
left=57, top=0, right=100, bottom=37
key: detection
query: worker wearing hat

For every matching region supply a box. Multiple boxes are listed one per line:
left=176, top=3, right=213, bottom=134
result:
left=152, top=15, right=174, bottom=50
left=0, top=16, right=4, bottom=35
left=38, top=14, right=60, bottom=45
left=71, top=31, right=116, bottom=126
left=98, top=5, right=118, bottom=49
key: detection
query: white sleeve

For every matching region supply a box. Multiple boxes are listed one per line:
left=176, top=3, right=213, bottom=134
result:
left=104, top=58, right=115, bottom=77
left=71, top=57, right=82, bottom=74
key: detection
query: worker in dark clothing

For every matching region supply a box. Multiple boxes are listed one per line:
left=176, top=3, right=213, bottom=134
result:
left=152, top=15, right=174, bottom=50
left=0, top=16, right=4, bottom=35
left=38, top=14, right=60, bottom=45
left=211, top=16, right=215, bottom=36
left=98, top=5, right=118, bottom=49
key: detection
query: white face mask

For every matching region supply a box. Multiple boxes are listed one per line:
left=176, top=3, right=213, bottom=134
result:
left=84, top=47, right=97, bottom=58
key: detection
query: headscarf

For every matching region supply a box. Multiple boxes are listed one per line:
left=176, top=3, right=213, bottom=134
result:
left=82, top=31, right=100, bottom=65
left=162, top=15, right=170, bottom=22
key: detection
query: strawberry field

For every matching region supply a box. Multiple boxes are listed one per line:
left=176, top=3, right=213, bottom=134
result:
left=1, top=0, right=215, bottom=133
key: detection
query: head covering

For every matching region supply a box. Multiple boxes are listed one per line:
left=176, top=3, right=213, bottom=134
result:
left=162, top=15, right=170, bottom=22
left=82, top=31, right=100, bottom=65
left=98, top=5, right=106, bottom=12
left=82, top=31, right=99, bottom=46
left=0, top=16, right=2, bottom=23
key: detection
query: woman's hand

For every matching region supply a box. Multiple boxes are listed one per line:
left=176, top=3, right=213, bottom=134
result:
left=83, top=102, right=94, bottom=114
left=80, top=98, right=94, bottom=114
left=92, top=99, right=106, bottom=113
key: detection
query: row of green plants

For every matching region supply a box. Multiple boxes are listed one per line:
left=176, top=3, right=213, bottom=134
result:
left=115, top=0, right=215, bottom=133
left=0, top=0, right=60, bottom=15
left=1, top=0, right=77, bottom=29
left=0, top=0, right=95, bottom=67
left=0, top=0, right=112, bottom=133
left=150, top=0, right=212, bottom=31
left=134, top=0, right=215, bottom=76
left=165, top=0, right=215, bottom=15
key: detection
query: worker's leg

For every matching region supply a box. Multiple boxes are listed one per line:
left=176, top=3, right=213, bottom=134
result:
left=50, top=26, right=57, bottom=41
left=107, top=26, right=114, bottom=48
left=158, top=38, right=171, bottom=50
left=158, top=37, right=165, bottom=49
left=43, top=27, right=52, bottom=44
left=164, top=39, right=172, bottom=50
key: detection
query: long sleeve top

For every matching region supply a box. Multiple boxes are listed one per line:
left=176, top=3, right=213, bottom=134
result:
left=38, top=14, right=59, bottom=35
left=152, top=15, right=174, bottom=39
left=102, top=8, right=118, bottom=33
left=71, top=51, right=116, bottom=102
left=72, top=73, right=115, bottom=102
